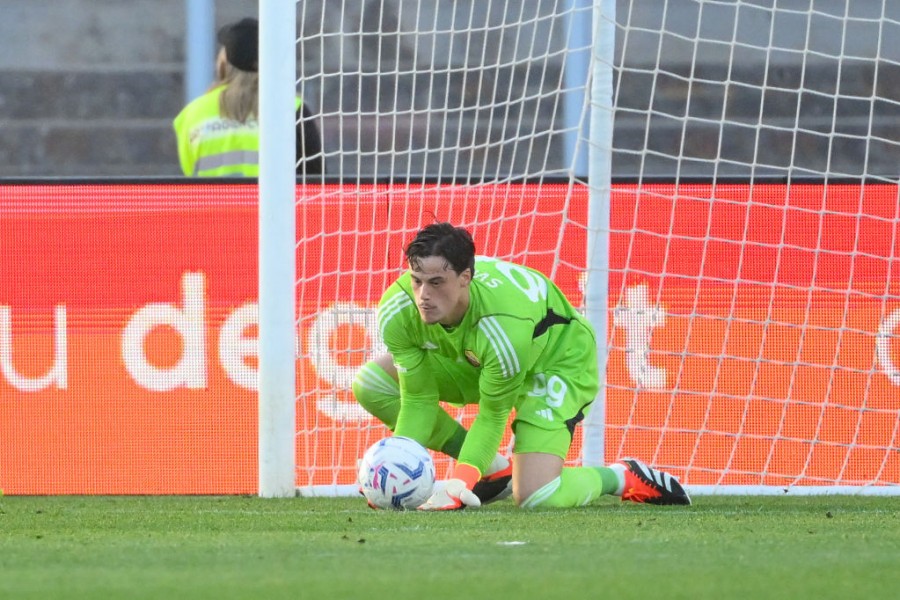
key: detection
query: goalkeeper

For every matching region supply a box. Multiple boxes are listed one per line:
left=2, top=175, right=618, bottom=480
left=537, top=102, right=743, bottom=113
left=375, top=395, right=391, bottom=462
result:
left=352, top=223, right=691, bottom=510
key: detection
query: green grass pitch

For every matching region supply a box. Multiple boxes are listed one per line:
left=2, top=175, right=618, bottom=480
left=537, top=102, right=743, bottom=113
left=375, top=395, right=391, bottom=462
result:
left=1, top=494, right=898, bottom=599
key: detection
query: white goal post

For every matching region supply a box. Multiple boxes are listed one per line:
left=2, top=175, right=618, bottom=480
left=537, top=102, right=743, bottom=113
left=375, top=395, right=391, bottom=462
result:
left=258, top=0, right=900, bottom=497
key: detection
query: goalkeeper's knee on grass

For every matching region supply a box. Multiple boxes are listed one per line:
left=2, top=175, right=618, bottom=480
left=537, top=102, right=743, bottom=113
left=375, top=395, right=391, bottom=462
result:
left=519, top=467, right=621, bottom=509
left=519, top=461, right=692, bottom=508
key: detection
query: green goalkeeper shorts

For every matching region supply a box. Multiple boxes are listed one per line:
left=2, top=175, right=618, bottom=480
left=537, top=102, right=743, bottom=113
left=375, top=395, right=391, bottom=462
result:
left=511, top=318, right=599, bottom=459
left=428, top=317, right=599, bottom=460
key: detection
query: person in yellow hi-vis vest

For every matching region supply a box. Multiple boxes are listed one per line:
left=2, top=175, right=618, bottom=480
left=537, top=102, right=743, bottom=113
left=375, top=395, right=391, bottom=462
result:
left=173, top=18, right=324, bottom=177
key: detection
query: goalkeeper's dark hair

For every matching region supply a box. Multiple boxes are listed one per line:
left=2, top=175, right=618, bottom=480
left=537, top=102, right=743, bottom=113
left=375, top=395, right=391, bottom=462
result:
left=405, top=223, right=476, bottom=277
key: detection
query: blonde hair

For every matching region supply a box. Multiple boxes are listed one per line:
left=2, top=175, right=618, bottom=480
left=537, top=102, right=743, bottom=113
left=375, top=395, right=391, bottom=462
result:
left=215, top=64, right=259, bottom=123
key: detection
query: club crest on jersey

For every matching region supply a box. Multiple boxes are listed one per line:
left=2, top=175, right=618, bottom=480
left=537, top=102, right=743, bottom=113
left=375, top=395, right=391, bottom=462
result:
left=464, top=350, right=481, bottom=367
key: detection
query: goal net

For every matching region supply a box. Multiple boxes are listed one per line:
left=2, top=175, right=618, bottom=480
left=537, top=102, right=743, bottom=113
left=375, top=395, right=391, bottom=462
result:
left=283, top=0, right=899, bottom=496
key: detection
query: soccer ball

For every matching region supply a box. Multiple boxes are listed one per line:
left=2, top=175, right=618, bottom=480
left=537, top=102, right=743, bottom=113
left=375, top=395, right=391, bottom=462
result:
left=357, top=436, right=435, bottom=510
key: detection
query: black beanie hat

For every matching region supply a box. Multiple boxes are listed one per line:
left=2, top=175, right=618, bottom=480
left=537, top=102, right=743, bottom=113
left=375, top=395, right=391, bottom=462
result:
left=217, top=17, right=258, bottom=72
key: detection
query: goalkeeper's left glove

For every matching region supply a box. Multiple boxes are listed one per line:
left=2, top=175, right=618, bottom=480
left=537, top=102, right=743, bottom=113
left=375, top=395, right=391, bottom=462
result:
left=419, top=464, right=482, bottom=511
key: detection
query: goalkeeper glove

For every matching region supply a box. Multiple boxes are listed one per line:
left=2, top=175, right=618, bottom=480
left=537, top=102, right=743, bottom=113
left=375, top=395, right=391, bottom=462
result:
left=419, top=463, right=482, bottom=511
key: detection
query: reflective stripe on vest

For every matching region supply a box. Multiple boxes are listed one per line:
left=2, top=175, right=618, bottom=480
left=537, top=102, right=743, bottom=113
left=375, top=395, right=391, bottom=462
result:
left=194, top=150, right=260, bottom=176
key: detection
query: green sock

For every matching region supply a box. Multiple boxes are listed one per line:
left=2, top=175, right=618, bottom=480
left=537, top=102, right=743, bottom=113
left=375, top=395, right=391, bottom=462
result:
left=352, top=361, right=467, bottom=456
left=521, top=466, right=620, bottom=509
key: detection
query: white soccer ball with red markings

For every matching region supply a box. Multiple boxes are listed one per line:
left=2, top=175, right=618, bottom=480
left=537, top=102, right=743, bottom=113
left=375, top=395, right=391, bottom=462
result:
left=358, top=436, right=435, bottom=510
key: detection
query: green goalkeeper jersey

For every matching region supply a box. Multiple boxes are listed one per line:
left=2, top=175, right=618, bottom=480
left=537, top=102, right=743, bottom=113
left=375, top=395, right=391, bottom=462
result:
left=377, top=256, right=593, bottom=475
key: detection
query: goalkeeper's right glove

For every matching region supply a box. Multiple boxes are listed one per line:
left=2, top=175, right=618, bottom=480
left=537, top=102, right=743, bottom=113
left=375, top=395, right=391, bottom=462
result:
left=418, top=464, right=482, bottom=511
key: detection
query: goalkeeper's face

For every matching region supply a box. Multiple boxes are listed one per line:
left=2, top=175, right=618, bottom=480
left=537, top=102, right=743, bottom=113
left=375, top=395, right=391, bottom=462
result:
left=408, top=255, right=472, bottom=326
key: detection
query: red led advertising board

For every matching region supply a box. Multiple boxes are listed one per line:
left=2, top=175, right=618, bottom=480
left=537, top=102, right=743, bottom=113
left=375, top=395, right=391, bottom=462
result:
left=0, top=182, right=897, bottom=493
